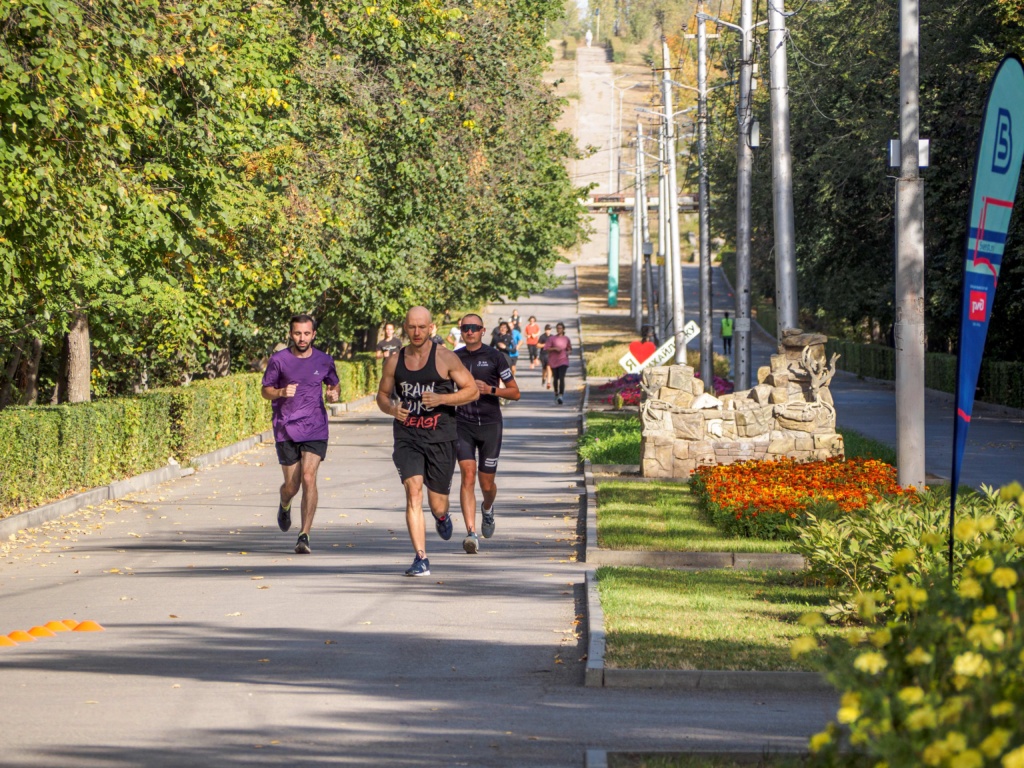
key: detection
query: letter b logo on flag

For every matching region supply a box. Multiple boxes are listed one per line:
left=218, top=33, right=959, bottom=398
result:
left=969, top=290, right=988, bottom=322
left=993, top=108, right=1013, bottom=173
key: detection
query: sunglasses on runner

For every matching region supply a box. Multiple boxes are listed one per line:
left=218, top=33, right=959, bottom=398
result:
left=460, top=324, right=484, bottom=333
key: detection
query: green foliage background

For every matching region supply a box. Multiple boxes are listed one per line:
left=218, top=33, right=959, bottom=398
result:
left=703, top=0, right=1024, bottom=362
left=0, top=0, right=587, bottom=398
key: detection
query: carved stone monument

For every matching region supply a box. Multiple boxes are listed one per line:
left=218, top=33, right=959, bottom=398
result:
left=639, top=329, right=844, bottom=478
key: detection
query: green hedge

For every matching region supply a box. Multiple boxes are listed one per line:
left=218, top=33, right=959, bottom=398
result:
left=826, top=339, right=1024, bottom=409
left=609, top=36, right=627, bottom=63
left=0, top=360, right=382, bottom=519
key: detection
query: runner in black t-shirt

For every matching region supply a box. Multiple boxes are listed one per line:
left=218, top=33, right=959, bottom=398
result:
left=454, top=314, right=521, bottom=553
left=376, top=306, right=478, bottom=576
left=375, top=322, right=402, bottom=359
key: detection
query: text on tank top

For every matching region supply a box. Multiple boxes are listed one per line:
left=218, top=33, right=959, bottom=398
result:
left=394, top=343, right=457, bottom=442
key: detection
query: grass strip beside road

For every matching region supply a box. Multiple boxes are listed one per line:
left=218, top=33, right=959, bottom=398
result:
left=580, top=412, right=642, bottom=465
left=596, top=566, right=838, bottom=671
left=597, top=481, right=794, bottom=554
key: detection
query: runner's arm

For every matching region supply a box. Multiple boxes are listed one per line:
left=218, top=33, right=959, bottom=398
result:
left=421, top=349, right=478, bottom=407
left=375, top=356, right=409, bottom=420
left=493, top=357, right=521, bottom=401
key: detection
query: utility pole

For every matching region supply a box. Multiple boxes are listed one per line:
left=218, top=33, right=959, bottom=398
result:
left=895, top=0, right=926, bottom=489
left=768, top=0, right=798, bottom=333
left=734, top=0, right=754, bottom=389
left=638, top=122, right=660, bottom=333
left=662, top=37, right=686, bottom=363
left=696, top=6, right=714, bottom=386
left=658, top=122, right=671, bottom=335
left=633, top=139, right=643, bottom=333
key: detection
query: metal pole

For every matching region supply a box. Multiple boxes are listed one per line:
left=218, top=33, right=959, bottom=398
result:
left=639, top=123, right=660, bottom=332
left=769, top=0, right=798, bottom=334
left=663, top=37, right=686, bottom=364
left=698, top=5, right=714, bottom=385
left=658, top=122, right=671, bottom=336
left=633, top=140, right=643, bottom=332
left=895, top=0, right=926, bottom=489
left=608, top=212, right=620, bottom=306
left=734, top=0, right=754, bottom=389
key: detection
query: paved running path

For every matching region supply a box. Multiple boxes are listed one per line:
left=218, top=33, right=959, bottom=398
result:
left=0, top=265, right=835, bottom=767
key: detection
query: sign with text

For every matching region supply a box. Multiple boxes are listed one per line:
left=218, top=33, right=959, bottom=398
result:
left=951, top=55, right=1024, bottom=564
left=618, top=321, right=700, bottom=373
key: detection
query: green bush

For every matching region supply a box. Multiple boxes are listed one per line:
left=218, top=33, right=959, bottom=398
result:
left=579, top=412, right=641, bottom=465
left=790, top=486, right=1024, bottom=621
left=799, top=520, right=1024, bottom=767
left=608, top=36, right=627, bottom=63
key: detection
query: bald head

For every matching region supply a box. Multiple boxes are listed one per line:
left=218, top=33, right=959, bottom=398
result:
left=403, top=306, right=434, bottom=349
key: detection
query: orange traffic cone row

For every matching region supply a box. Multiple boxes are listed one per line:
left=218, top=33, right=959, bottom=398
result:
left=45, top=621, right=71, bottom=632
left=0, top=636, right=17, bottom=647
left=8, top=630, right=35, bottom=643
left=72, top=620, right=104, bottom=632
left=61, top=619, right=79, bottom=629
left=28, top=626, right=57, bottom=638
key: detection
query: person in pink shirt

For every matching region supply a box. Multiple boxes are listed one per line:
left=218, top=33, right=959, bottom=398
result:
left=543, top=322, right=572, bottom=405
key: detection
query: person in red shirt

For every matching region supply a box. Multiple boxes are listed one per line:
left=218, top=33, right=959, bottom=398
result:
left=524, top=316, right=541, bottom=369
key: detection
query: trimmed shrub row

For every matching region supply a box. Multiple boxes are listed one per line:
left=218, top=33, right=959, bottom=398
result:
left=826, top=339, right=1024, bottom=409
left=0, top=356, right=382, bottom=518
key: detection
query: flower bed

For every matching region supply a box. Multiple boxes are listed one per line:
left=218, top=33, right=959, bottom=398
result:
left=596, top=371, right=734, bottom=406
left=690, top=457, right=918, bottom=539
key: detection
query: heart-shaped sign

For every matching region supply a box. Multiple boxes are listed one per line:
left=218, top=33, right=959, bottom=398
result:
left=629, top=341, right=657, bottom=364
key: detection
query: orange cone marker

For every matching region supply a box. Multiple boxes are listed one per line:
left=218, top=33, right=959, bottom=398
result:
left=72, top=620, right=104, bottom=632
left=45, top=621, right=71, bottom=632
left=28, top=626, right=57, bottom=638
left=8, top=630, right=35, bottom=642
left=61, top=619, right=79, bottom=629
left=0, top=636, right=18, bottom=647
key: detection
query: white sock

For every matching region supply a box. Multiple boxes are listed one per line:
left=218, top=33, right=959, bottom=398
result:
left=482, top=506, right=492, bottom=514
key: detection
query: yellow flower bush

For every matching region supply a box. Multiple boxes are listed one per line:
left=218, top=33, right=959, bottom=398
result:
left=804, top=483, right=1024, bottom=768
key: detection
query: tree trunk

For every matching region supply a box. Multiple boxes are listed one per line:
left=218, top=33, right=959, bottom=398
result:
left=54, top=332, right=68, bottom=403
left=0, top=342, right=24, bottom=409
left=205, top=347, right=231, bottom=378
left=66, top=311, right=91, bottom=402
left=21, top=337, right=42, bottom=405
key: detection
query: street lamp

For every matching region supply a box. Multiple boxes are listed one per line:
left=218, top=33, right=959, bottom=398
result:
left=605, top=75, right=642, bottom=192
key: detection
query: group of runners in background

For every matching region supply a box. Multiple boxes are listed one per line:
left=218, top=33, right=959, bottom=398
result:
left=261, top=307, right=572, bottom=576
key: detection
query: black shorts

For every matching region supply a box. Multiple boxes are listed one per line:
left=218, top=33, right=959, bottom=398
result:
left=276, top=439, right=328, bottom=466
left=539, top=349, right=549, bottom=367
left=527, top=344, right=539, bottom=362
left=393, top=439, right=457, bottom=494
left=456, top=421, right=503, bottom=474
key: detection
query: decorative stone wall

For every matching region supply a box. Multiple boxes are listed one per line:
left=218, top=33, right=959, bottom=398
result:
left=640, top=329, right=844, bottom=479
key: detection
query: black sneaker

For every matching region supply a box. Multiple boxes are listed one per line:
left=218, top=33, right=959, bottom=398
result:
left=435, top=514, right=453, bottom=541
left=278, top=503, right=292, bottom=532
left=405, top=555, right=431, bottom=576
left=294, top=533, right=311, bottom=554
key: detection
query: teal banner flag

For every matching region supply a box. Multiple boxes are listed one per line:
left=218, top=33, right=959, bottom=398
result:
left=951, top=55, right=1024, bottom=565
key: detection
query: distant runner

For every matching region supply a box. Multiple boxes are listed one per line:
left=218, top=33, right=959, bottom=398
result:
left=721, top=312, right=734, bottom=355
left=454, top=314, right=521, bottom=553
left=538, top=323, right=553, bottom=389
left=375, top=322, right=402, bottom=359
left=261, top=314, right=340, bottom=555
left=543, top=322, right=572, bottom=405
left=376, top=306, right=479, bottom=577
left=524, top=316, right=541, bottom=369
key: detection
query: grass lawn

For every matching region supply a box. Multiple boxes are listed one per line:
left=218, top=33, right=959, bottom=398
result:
left=579, top=412, right=642, bottom=465
left=839, top=428, right=897, bottom=465
left=596, top=566, right=839, bottom=671
left=609, top=756, right=812, bottom=768
left=596, top=481, right=794, bottom=554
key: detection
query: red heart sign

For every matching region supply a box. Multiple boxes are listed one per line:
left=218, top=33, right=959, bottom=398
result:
left=629, top=341, right=657, bottom=364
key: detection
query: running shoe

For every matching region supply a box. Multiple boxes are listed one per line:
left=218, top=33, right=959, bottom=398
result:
left=294, top=532, right=311, bottom=554
left=481, top=505, right=495, bottom=538
left=557, top=395, right=564, bottom=405
left=463, top=532, right=480, bottom=554
left=405, top=555, right=431, bottom=576
left=435, top=514, right=453, bottom=541
left=277, top=502, right=292, bottom=532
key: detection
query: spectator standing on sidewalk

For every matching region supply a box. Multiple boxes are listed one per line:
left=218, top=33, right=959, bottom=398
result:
left=261, top=314, right=340, bottom=555
left=376, top=306, right=479, bottom=577
left=544, top=323, right=572, bottom=404
left=453, top=314, right=520, bottom=553
left=721, top=312, right=733, bottom=355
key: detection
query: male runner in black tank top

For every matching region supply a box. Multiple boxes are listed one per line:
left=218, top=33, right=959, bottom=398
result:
left=376, top=306, right=479, bottom=576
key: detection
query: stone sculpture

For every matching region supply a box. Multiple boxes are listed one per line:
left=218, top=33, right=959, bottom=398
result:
left=639, top=329, right=844, bottom=478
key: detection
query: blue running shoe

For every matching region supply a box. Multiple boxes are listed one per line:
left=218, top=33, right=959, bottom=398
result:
left=435, top=514, right=453, bottom=541
left=405, top=555, right=431, bottom=577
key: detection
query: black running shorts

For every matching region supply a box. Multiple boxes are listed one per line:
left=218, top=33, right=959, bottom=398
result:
left=276, top=439, right=328, bottom=466
left=393, top=439, right=457, bottom=494
left=456, top=421, right=503, bottom=474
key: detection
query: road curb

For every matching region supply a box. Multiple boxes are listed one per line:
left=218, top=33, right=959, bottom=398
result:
left=584, top=569, right=606, bottom=687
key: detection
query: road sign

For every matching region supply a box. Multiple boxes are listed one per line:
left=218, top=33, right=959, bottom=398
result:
left=618, top=322, right=701, bottom=373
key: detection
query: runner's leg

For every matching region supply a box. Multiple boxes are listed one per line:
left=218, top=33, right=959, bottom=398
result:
left=298, top=450, right=322, bottom=535
left=280, top=463, right=301, bottom=508
left=403, top=476, right=427, bottom=558
left=459, top=459, right=478, bottom=534
left=478, top=471, right=497, bottom=511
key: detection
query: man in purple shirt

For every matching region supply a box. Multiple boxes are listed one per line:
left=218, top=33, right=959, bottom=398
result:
left=261, top=314, right=340, bottom=554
